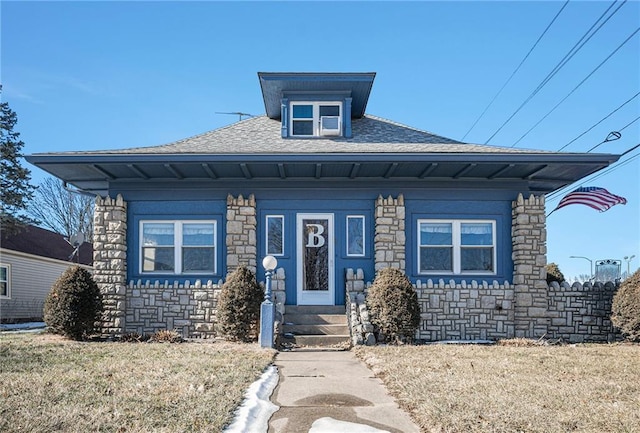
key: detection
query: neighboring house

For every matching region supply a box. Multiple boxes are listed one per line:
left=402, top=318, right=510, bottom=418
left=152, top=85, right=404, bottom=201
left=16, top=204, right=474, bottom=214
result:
left=27, top=72, right=621, bottom=342
left=0, top=224, right=92, bottom=322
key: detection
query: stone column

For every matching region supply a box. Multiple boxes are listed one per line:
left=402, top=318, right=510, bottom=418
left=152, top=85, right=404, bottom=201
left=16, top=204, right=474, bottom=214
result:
left=93, top=194, right=127, bottom=336
left=512, top=193, right=549, bottom=338
left=226, top=194, right=257, bottom=274
left=374, top=194, right=406, bottom=272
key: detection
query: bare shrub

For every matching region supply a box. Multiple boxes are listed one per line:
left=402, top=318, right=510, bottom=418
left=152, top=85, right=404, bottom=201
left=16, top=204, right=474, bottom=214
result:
left=366, top=268, right=420, bottom=343
left=546, top=262, right=565, bottom=284
left=216, top=266, right=264, bottom=342
left=611, top=269, right=640, bottom=342
left=149, top=329, right=183, bottom=343
left=119, top=332, right=148, bottom=343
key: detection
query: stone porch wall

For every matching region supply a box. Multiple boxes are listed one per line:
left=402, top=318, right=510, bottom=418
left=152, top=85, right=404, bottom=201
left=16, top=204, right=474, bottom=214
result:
left=226, top=194, right=257, bottom=274
left=345, top=272, right=619, bottom=344
left=125, top=279, right=220, bottom=338
left=547, top=281, right=620, bottom=342
left=346, top=268, right=376, bottom=345
left=415, top=279, right=515, bottom=341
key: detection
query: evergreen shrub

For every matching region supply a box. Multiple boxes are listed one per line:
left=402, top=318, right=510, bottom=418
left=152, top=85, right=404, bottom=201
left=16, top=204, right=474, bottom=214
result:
left=43, top=266, right=103, bottom=340
left=366, top=267, right=420, bottom=343
left=611, top=269, right=640, bottom=342
left=216, top=266, right=264, bottom=342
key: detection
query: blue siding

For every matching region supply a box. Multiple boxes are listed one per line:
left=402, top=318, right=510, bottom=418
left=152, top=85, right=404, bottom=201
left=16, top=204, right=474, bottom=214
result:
left=405, top=197, right=513, bottom=282
left=257, top=198, right=374, bottom=306
left=128, top=200, right=226, bottom=283
left=118, top=185, right=516, bottom=304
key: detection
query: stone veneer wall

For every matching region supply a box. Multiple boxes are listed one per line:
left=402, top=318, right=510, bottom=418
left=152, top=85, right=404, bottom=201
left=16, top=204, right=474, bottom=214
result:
left=226, top=194, right=257, bottom=274
left=346, top=268, right=376, bottom=345
left=415, top=279, right=515, bottom=341
left=271, top=268, right=286, bottom=315
left=512, top=193, right=549, bottom=338
left=547, top=281, right=620, bottom=342
left=271, top=268, right=286, bottom=346
left=345, top=269, right=619, bottom=344
left=374, top=194, right=405, bottom=271
left=93, top=195, right=127, bottom=335
left=125, top=279, right=220, bottom=338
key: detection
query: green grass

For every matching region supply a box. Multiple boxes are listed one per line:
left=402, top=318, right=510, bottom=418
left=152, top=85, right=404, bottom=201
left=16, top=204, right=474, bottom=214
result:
left=0, top=333, right=274, bottom=433
left=355, top=342, right=640, bottom=433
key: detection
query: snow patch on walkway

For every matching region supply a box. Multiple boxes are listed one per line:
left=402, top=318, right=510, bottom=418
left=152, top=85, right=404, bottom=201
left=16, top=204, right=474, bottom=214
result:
left=223, top=365, right=279, bottom=433
left=309, top=417, right=391, bottom=433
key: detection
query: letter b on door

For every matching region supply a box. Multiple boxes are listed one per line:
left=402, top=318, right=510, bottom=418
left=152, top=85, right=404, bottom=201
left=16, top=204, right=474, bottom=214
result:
left=306, top=224, right=325, bottom=248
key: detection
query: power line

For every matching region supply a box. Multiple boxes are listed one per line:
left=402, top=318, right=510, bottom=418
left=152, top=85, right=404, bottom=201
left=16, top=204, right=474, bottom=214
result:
left=556, top=91, right=640, bottom=151
left=532, top=0, right=627, bottom=102
left=547, top=143, right=640, bottom=202
left=509, top=26, right=640, bottom=147
left=586, top=115, right=640, bottom=152
left=461, top=0, right=570, bottom=141
left=485, top=0, right=627, bottom=144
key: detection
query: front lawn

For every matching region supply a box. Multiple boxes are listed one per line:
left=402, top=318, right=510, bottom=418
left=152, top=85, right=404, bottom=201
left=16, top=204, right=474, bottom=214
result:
left=355, top=342, right=640, bottom=433
left=0, top=333, right=274, bottom=433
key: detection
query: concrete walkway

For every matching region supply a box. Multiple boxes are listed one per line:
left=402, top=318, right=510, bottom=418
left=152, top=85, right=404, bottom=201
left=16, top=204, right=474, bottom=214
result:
left=268, top=349, right=421, bottom=433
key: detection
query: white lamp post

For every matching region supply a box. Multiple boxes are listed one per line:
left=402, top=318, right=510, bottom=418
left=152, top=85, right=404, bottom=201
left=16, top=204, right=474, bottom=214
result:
left=259, top=255, right=278, bottom=348
left=569, top=255, right=593, bottom=280
left=623, top=255, right=636, bottom=278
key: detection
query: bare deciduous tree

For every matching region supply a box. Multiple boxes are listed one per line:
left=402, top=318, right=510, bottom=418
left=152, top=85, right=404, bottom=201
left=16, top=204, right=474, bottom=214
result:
left=28, top=177, right=94, bottom=240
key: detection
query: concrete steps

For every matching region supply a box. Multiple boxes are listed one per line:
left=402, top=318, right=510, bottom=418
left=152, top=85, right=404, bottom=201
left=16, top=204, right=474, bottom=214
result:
left=281, top=305, right=351, bottom=348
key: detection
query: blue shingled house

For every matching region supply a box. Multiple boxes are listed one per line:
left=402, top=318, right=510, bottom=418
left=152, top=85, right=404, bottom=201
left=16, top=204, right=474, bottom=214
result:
left=27, top=72, right=620, bottom=343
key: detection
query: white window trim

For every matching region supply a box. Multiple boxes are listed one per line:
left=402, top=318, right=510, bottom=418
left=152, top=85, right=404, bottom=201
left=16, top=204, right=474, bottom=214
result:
left=417, top=219, right=496, bottom=275
left=265, top=215, right=285, bottom=256
left=290, top=101, right=342, bottom=137
left=0, top=264, right=10, bottom=299
left=140, top=220, right=217, bottom=275
left=346, top=215, right=366, bottom=257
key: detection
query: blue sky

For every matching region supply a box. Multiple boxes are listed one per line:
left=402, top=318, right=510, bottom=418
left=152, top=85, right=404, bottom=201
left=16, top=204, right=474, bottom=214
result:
left=2, top=1, right=639, bottom=280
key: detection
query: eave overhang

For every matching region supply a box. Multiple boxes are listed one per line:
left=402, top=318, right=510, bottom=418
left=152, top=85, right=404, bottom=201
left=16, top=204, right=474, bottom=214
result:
left=27, top=152, right=620, bottom=197
left=259, top=72, right=376, bottom=119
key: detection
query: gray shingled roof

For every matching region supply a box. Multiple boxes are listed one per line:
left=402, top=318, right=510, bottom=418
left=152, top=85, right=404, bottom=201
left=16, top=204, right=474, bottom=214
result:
left=59, top=115, right=548, bottom=155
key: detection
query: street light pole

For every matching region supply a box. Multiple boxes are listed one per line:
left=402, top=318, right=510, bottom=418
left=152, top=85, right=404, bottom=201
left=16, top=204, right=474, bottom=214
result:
left=259, top=255, right=278, bottom=348
left=569, top=255, right=593, bottom=280
left=623, top=255, right=636, bottom=277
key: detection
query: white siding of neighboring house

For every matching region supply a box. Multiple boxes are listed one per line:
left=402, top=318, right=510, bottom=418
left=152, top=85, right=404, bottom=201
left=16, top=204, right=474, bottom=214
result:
left=0, top=249, right=93, bottom=322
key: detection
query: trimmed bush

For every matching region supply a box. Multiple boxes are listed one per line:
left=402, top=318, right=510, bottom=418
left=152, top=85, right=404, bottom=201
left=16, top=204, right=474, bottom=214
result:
left=366, top=268, right=420, bottom=343
left=546, top=262, right=565, bottom=285
left=43, top=266, right=103, bottom=340
left=611, top=269, right=640, bottom=342
left=216, top=266, right=264, bottom=342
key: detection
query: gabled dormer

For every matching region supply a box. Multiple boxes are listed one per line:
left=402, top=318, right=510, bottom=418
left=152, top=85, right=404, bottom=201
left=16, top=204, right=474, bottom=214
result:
left=258, top=72, right=376, bottom=139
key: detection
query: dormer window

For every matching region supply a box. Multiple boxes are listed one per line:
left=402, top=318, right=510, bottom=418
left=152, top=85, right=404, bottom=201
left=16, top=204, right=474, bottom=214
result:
left=291, top=102, right=342, bottom=137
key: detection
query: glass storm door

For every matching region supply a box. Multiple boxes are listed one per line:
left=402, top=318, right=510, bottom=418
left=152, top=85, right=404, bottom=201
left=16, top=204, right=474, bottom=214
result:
left=296, top=213, right=334, bottom=305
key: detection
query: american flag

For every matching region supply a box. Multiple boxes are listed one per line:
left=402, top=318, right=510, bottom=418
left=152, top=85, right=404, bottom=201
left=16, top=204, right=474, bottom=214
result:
left=555, top=186, right=627, bottom=213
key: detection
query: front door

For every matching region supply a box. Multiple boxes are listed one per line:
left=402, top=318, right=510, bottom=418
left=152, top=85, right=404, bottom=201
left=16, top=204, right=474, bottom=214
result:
left=296, top=213, right=334, bottom=305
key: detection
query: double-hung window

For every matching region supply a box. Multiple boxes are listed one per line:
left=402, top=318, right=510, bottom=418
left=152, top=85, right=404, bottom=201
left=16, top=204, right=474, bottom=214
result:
left=418, top=220, right=495, bottom=274
left=0, top=264, right=10, bottom=298
left=141, top=221, right=216, bottom=274
left=291, top=102, right=342, bottom=137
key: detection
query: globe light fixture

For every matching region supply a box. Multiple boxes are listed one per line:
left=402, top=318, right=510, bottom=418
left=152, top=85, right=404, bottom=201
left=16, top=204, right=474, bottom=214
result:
left=259, top=255, right=278, bottom=348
